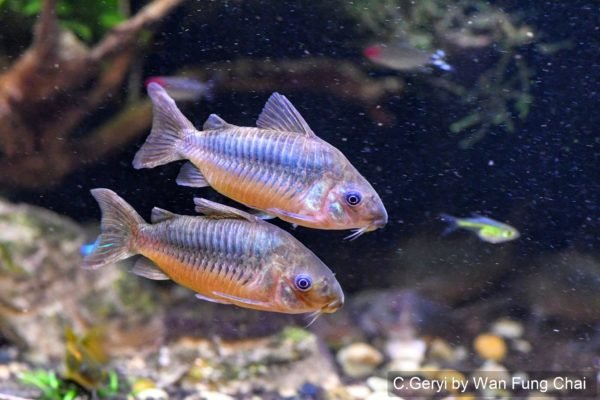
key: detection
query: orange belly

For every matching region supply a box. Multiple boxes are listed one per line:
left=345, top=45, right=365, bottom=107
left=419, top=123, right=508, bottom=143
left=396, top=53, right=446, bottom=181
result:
left=139, top=245, right=278, bottom=311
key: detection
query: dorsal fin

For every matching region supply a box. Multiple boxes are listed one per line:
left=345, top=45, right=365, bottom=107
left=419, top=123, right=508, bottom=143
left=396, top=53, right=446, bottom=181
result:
left=193, top=198, right=260, bottom=222
left=151, top=207, right=178, bottom=223
left=203, top=114, right=231, bottom=130
left=256, top=93, right=315, bottom=136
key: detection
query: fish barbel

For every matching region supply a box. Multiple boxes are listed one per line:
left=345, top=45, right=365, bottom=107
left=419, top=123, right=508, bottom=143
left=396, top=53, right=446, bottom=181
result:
left=82, top=189, right=344, bottom=315
left=133, top=83, right=387, bottom=238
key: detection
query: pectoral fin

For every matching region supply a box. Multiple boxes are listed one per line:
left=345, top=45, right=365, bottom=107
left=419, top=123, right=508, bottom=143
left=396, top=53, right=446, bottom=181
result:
left=194, top=198, right=261, bottom=222
left=266, top=208, right=318, bottom=224
left=212, top=291, right=273, bottom=308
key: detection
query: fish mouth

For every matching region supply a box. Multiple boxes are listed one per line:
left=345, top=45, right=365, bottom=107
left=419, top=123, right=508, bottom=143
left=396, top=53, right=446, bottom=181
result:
left=323, top=298, right=344, bottom=313
left=371, top=216, right=387, bottom=229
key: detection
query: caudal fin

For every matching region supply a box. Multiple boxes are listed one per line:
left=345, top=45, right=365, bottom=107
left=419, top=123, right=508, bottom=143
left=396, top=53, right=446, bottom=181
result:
left=81, top=189, right=146, bottom=270
left=430, top=50, right=453, bottom=72
left=439, top=213, right=459, bottom=236
left=132, top=82, right=196, bottom=169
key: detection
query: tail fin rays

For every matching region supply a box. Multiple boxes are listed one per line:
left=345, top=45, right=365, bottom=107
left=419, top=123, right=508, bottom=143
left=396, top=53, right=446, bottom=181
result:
left=440, top=213, right=459, bottom=236
left=132, top=82, right=196, bottom=169
left=81, top=189, right=145, bottom=270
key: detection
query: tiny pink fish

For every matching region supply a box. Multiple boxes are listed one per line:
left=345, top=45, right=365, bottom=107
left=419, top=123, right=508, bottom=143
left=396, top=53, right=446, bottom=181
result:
left=145, top=76, right=215, bottom=101
left=364, top=43, right=453, bottom=72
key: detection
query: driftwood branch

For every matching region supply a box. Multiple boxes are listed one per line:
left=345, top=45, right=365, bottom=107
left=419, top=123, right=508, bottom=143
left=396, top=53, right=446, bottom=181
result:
left=0, top=0, right=185, bottom=189
left=0, top=0, right=404, bottom=190
left=189, top=58, right=404, bottom=124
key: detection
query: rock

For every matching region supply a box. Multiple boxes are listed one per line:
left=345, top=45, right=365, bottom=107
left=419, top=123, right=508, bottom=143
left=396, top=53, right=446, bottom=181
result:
left=175, top=328, right=340, bottom=395
left=428, top=338, right=455, bottom=362
left=491, top=318, right=524, bottom=339
left=366, top=392, right=396, bottom=400
left=336, top=343, right=384, bottom=378
left=345, top=384, right=372, bottom=399
left=365, top=376, right=388, bottom=393
left=0, top=198, right=165, bottom=363
left=384, top=338, right=426, bottom=368
left=199, top=392, right=235, bottom=400
left=473, top=333, right=507, bottom=362
left=513, top=339, right=532, bottom=353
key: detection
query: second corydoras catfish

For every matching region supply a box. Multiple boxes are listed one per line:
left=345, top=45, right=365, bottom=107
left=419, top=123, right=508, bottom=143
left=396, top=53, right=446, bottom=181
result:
left=133, top=83, right=387, bottom=239
left=82, top=189, right=343, bottom=315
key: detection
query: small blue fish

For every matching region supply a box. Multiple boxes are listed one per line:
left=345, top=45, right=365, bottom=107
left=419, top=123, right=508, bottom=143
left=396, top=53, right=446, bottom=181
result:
left=440, top=214, right=520, bottom=243
left=145, top=76, right=215, bottom=102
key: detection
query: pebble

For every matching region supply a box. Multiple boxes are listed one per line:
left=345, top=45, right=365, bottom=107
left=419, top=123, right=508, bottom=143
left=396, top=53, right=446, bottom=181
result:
left=131, top=378, right=158, bottom=395
left=336, top=343, right=384, bottom=378
left=0, top=365, right=10, bottom=380
left=513, top=339, right=532, bottom=353
left=428, top=338, right=455, bottom=362
left=200, top=392, right=235, bottom=400
left=491, top=318, right=524, bottom=339
left=384, top=359, right=420, bottom=373
left=384, top=338, right=426, bottom=365
left=346, top=384, right=372, bottom=399
left=365, top=376, right=388, bottom=393
left=366, top=392, right=399, bottom=400
left=474, top=360, right=510, bottom=382
left=136, top=388, right=169, bottom=400
left=473, top=333, right=507, bottom=361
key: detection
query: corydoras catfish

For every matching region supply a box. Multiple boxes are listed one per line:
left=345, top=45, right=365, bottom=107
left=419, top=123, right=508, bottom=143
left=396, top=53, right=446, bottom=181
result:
left=82, top=189, right=344, bottom=316
left=133, top=83, right=387, bottom=239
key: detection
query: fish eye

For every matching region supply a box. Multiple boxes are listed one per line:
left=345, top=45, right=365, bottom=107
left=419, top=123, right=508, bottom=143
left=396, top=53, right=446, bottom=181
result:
left=344, top=191, right=362, bottom=206
left=502, top=231, right=512, bottom=237
left=294, top=274, right=312, bottom=291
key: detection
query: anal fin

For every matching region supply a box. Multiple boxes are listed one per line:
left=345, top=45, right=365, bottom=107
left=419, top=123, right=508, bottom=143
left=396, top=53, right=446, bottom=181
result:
left=176, top=162, right=209, bottom=188
left=130, top=257, right=170, bottom=280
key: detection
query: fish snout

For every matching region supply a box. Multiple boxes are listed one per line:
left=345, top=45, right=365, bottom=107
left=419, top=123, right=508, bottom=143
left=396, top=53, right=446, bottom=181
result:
left=323, top=282, right=344, bottom=313
left=369, top=202, right=388, bottom=230
left=324, top=297, right=344, bottom=313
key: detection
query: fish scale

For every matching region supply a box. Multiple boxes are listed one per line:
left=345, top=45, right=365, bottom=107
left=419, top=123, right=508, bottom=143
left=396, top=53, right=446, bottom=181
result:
left=191, top=129, right=325, bottom=209
left=139, top=217, right=266, bottom=296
